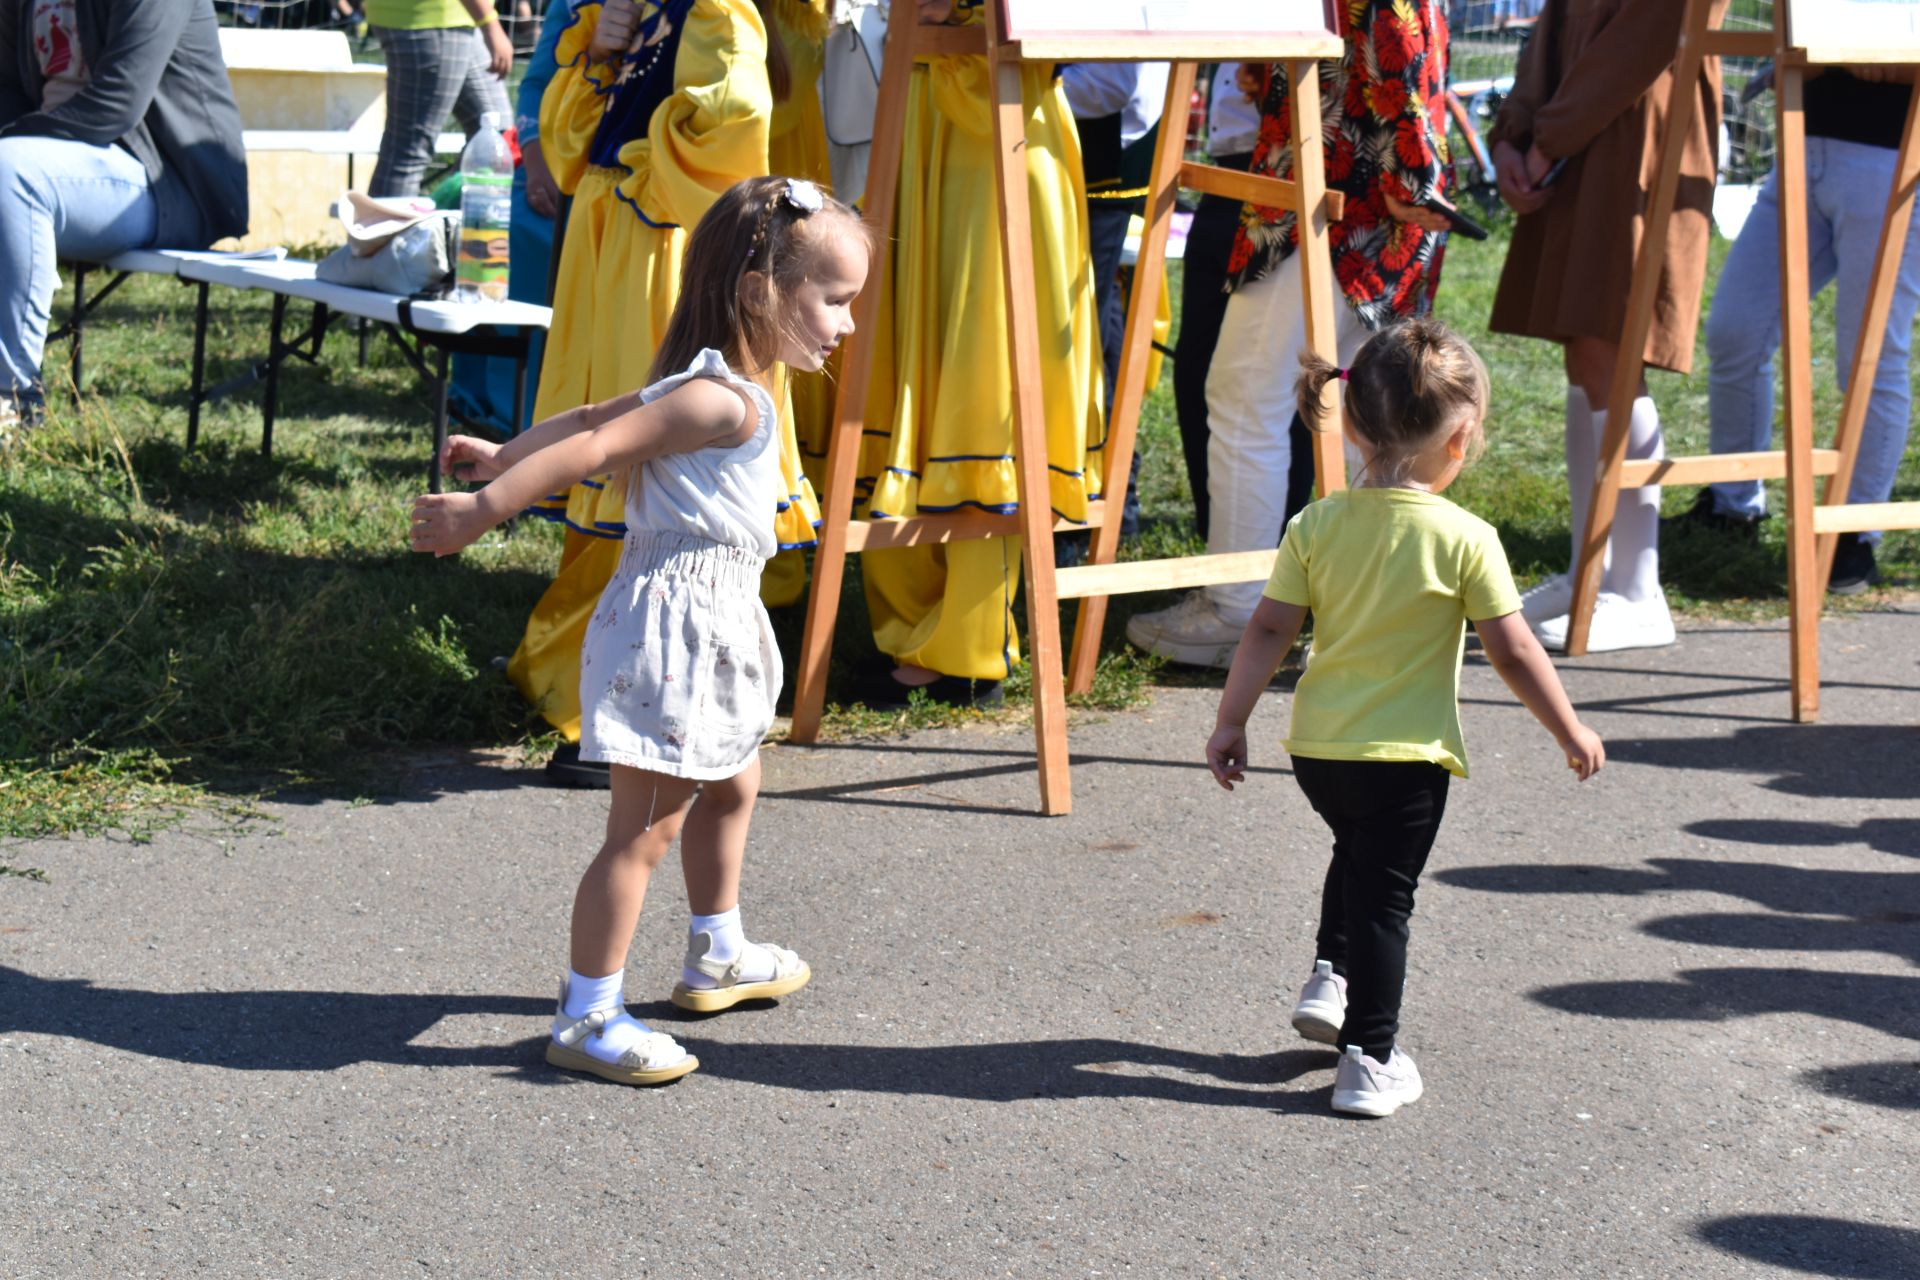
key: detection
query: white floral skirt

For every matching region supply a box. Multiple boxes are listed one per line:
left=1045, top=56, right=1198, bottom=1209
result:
left=578, top=530, right=779, bottom=780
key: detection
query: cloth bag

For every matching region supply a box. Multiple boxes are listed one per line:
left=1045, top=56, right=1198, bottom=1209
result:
left=315, top=191, right=458, bottom=295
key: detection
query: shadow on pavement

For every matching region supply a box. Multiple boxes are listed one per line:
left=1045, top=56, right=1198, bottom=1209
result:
left=1532, top=967, right=1920, bottom=1043
left=1685, top=816, right=1920, bottom=859
left=0, top=967, right=1330, bottom=1110
left=1799, top=1060, right=1920, bottom=1111
left=1600, top=724, right=1919, bottom=800
left=1436, top=856, right=1919, bottom=920
left=1694, top=1214, right=1920, bottom=1279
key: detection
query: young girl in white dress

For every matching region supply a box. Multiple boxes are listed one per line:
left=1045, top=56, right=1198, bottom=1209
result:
left=410, top=175, right=871, bottom=1086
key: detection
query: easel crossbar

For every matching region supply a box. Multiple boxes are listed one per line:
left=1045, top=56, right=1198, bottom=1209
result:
left=1617, top=449, right=1839, bottom=488
left=1056, top=549, right=1278, bottom=601
left=1179, top=162, right=1347, bottom=221
left=1811, top=501, right=1920, bottom=536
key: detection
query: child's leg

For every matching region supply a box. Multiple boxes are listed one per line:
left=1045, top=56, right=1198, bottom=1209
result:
left=569, top=765, right=699, bottom=976
left=1313, top=847, right=1351, bottom=974
left=1293, top=758, right=1449, bottom=1060
left=550, top=765, right=702, bottom=1081
left=672, top=757, right=811, bottom=1011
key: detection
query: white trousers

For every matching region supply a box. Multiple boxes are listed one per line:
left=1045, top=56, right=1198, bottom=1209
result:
left=1203, top=252, right=1371, bottom=624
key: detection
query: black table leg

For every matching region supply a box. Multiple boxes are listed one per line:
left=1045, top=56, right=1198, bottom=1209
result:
left=430, top=345, right=451, bottom=494
left=263, top=292, right=288, bottom=458
left=69, top=264, right=87, bottom=394
left=187, top=280, right=210, bottom=449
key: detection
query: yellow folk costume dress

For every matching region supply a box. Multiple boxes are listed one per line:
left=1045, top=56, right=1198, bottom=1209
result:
left=509, top=0, right=821, bottom=737
left=760, top=0, right=834, bottom=605
left=856, top=6, right=1102, bottom=680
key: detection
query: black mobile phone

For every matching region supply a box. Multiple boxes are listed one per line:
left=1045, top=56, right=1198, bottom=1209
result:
left=1422, top=198, right=1490, bottom=241
left=1539, top=156, right=1570, bottom=187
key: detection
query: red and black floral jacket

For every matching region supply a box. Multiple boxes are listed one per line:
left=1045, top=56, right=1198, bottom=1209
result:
left=1224, top=0, right=1452, bottom=327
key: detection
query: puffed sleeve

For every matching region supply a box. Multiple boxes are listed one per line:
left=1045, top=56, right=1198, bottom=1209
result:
left=515, top=0, right=574, bottom=145
left=613, top=0, right=773, bottom=227
left=539, top=2, right=617, bottom=195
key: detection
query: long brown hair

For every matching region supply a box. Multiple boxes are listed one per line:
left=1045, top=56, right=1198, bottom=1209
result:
left=1295, top=318, right=1488, bottom=486
left=648, top=175, right=870, bottom=385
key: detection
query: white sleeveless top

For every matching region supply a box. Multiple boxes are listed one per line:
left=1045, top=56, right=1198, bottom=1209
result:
left=625, top=348, right=781, bottom=559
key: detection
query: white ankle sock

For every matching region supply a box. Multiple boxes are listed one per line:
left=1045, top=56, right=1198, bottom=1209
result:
left=684, top=906, right=777, bottom=987
left=1603, top=396, right=1664, bottom=603
left=557, top=967, right=657, bottom=1064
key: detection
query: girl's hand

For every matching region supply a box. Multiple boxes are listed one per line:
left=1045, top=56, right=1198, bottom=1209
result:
left=916, top=0, right=952, bottom=24
left=522, top=138, right=560, bottom=219
left=589, top=0, right=645, bottom=61
left=410, top=492, right=490, bottom=557
left=481, top=16, right=514, bottom=77
left=441, top=434, right=506, bottom=484
left=1235, top=62, right=1265, bottom=98
left=1382, top=190, right=1451, bottom=234
left=1493, top=139, right=1550, bottom=215
left=1562, top=723, right=1605, bottom=781
left=1206, top=724, right=1250, bottom=791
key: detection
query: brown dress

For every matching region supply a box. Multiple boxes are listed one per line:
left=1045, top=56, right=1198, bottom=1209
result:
left=1488, top=0, right=1724, bottom=373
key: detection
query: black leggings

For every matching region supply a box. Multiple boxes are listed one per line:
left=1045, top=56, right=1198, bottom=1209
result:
left=1292, top=756, right=1451, bottom=1058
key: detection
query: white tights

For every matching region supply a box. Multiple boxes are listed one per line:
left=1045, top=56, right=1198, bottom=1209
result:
left=1565, top=388, right=1665, bottom=604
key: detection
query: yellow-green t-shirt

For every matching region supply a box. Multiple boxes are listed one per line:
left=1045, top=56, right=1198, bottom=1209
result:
left=1264, top=488, right=1521, bottom=777
left=366, top=1, right=476, bottom=30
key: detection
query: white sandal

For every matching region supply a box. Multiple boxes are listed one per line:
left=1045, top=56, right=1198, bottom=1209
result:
left=670, top=935, right=812, bottom=1013
left=544, top=984, right=698, bottom=1086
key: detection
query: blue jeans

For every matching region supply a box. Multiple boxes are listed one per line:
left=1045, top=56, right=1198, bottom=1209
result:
left=0, top=135, right=157, bottom=401
left=1706, top=137, right=1920, bottom=542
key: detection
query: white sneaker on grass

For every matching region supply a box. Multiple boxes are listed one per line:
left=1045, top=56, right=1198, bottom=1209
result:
left=1123, top=590, right=1245, bottom=669
left=1331, top=1044, right=1424, bottom=1117
left=1532, top=591, right=1675, bottom=653
left=1289, top=959, right=1346, bottom=1045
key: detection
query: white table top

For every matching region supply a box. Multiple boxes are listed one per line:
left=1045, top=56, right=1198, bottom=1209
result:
left=97, top=247, right=289, bottom=277
left=243, top=129, right=467, bottom=156
left=173, top=255, right=552, bottom=333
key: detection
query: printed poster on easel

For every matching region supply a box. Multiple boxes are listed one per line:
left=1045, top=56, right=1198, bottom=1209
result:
left=998, top=0, right=1337, bottom=44
left=1786, top=0, right=1920, bottom=58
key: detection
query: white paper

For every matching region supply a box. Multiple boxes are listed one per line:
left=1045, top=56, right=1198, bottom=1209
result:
left=1003, top=0, right=1331, bottom=36
left=1788, top=0, right=1920, bottom=54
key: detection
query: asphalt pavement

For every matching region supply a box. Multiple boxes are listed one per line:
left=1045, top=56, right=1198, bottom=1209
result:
left=4, top=608, right=1917, bottom=1278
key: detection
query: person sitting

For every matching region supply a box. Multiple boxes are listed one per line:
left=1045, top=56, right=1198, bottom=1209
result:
left=0, top=0, right=247, bottom=433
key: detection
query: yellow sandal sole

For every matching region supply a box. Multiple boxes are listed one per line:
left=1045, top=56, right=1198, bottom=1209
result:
left=669, top=964, right=812, bottom=1013
left=545, top=1040, right=699, bottom=1086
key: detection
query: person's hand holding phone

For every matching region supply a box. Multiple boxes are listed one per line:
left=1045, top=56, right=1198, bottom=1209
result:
left=1383, top=191, right=1452, bottom=234
left=1494, top=139, right=1551, bottom=215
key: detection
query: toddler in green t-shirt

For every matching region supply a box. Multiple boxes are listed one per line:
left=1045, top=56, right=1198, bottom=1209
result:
left=1207, top=317, right=1604, bottom=1119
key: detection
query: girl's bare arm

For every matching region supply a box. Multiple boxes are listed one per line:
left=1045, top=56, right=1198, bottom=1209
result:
left=1473, top=611, right=1605, bottom=780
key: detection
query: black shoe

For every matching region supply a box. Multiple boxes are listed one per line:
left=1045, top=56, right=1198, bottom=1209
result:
left=1662, top=488, right=1766, bottom=541
left=853, top=669, right=1004, bottom=710
left=1828, top=532, right=1878, bottom=596
left=544, top=741, right=611, bottom=789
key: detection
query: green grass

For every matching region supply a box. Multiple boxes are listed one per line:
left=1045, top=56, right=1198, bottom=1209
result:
left=3, top=210, right=1917, bottom=851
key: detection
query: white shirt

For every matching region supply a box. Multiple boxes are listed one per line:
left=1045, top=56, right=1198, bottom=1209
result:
left=1060, top=62, right=1169, bottom=146
left=626, top=349, right=782, bottom=559
left=1208, top=62, right=1260, bottom=157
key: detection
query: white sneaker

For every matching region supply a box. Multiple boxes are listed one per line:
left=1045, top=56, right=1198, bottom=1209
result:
left=1331, top=1044, right=1424, bottom=1117
left=1518, top=572, right=1574, bottom=624
left=1124, top=590, right=1245, bottom=669
left=1290, top=959, right=1346, bottom=1045
left=1532, top=591, right=1675, bottom=653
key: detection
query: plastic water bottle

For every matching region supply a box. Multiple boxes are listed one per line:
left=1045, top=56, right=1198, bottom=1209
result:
left=456, top=112, right=513, bottom=303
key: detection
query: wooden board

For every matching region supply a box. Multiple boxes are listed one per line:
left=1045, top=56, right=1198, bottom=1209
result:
left=1786, top=0, right=1920, bottom=63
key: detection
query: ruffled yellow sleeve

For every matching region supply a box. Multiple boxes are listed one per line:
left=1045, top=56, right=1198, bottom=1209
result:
left=613, top=0, right=773, bottom=226
left=539, top=3, right=619, bottom=196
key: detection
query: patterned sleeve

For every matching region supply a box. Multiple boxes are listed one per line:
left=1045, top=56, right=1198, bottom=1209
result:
left=1347, top=0, right=1450, bottom=205
left=539, top=3, right=615, bottom=195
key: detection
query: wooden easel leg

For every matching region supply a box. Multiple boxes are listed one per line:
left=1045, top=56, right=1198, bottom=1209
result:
left=1286, top=58, right=1347, bottom=497
left=789, top=0, right=921, bottom=745
left=988, top=50, right=1071, bottom=816
left=1776, top=65, right=1820, bottom=723
left=1816, top=85, right=1920, bottom=591
left=1067, top=61, right=1197, bottom=696
left=1567, top=0, right=1712, bottom=657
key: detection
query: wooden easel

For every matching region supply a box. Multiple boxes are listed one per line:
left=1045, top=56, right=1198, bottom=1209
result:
left=1568, top=0, right=1920, bottom=722
left=787, top=0, right=1349, bottom=815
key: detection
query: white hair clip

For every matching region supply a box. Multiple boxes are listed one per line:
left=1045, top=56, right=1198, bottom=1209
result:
left=784, top=178, right=825, bottom=214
